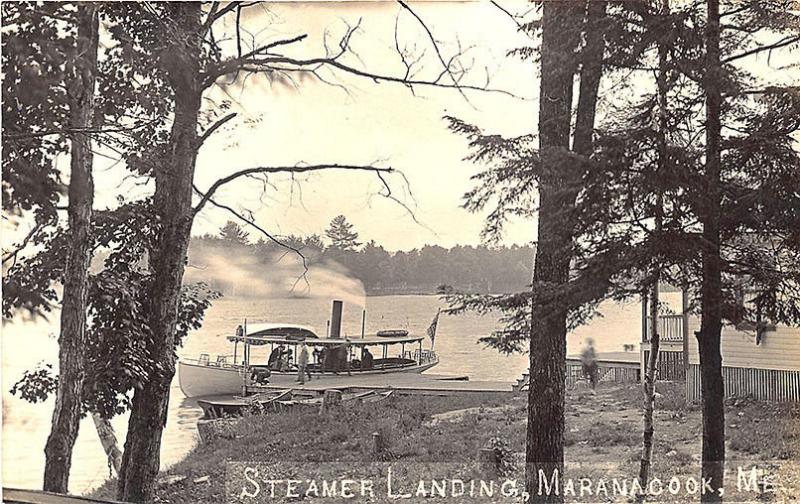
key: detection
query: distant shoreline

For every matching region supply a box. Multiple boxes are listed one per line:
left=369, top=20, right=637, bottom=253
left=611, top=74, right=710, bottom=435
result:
left=213, top=285, right=684, bottom=300
left=366, top=283, right=684, bottom=296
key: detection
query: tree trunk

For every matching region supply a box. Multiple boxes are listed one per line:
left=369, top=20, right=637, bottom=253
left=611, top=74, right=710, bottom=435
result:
left=42, top=4, right=98, bottom=493
left=699, top=0, right=725, bottom=501
left=116, top=4, right=203, bottom=502
left=525, top=3, right=585, bottom=502
left=637, top=3, right=669, bottom=499
left=572, top=1, right=607, bottom=158
left=637, top=289, right=660, bottom=502
left=92, top=413, right=122, bottom=476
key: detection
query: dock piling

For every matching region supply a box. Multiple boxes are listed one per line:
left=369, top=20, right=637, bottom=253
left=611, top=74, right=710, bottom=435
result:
left=320, top=389, right=343, bottom=413
left=371, top=431, right=383, bottom=455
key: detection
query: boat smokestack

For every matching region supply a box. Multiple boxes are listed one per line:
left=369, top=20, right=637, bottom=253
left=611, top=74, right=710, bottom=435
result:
left=330, top=300, right=343, bottom=339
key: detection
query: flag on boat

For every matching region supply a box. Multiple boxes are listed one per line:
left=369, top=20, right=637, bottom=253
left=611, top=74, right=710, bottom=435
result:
left=426, top=309, right=441, bottom=346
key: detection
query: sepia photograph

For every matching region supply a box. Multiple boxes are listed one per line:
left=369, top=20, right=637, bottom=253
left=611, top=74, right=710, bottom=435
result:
left=1, top=1, right=799, bottom=502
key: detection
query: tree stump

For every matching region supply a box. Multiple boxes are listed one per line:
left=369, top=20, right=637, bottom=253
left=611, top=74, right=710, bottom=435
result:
left=320, top=389, right=343, bottom=414
left=371, top=431, right=383, bottom=455
left=197, top=418, right=237, bottom=443
left=478, top=448, right=498, bottom=478
left=196, top=419, right=216, bottom=443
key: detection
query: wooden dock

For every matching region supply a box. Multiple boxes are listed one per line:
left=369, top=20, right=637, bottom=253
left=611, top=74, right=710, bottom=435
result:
left=245, top=373, right=516, bottom=397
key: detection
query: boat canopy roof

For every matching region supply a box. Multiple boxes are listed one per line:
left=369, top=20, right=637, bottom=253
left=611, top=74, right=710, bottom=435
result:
left=227, top=334, right=424, bottom=346
left=225, top=323, right=423, bottom=345
left=245, top=323, right=319, bottom=339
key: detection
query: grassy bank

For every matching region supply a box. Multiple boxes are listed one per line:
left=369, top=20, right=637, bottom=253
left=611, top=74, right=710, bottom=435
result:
left=92, top=384, right=798, bottom=503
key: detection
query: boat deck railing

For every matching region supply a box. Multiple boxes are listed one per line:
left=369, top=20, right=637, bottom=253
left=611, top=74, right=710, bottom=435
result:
left=185, top=348, right=437, bottom=374
left=405, top=349, right=437, bottom=365
left=184, top=353, right=239, bottom=369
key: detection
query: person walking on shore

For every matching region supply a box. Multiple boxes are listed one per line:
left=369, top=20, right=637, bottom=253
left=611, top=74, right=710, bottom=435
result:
left=296, top=343, right=311, bottom=384
left=581, top=338, right=599, bottom=393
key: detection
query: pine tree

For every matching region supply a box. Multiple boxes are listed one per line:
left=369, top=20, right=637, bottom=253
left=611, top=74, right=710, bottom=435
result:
left=698, top=1, right=726, bottom=498
left=446, top=3, right=799, bottom=502
left=447, top=2, right=608, bottom=500
left=325, top=215, right=361, bottom=251
left=577, top=4, right=800, bottom=499
left=219, top=220, right=249, bottom=246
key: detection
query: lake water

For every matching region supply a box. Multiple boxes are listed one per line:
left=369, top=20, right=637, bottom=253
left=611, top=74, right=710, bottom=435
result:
left=1, top=293, right=675, bottom=494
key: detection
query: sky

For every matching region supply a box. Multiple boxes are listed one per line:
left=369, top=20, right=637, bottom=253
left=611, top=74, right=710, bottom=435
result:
left=92, top=1, right=540, bottom=251
left=11, top=2, right=797, bottom=252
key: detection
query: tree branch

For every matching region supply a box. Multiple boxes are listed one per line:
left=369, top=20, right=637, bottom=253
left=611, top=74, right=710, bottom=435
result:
left=204, top=2, right=244, bottom=29
left=202, top=18, right=525, bottom=100
left=193, top=164, right=393, bottom=214
left=2, top=219, right=49, bottom=267
left=192, top=184, right=311, bottom=284
left=197, top=112, right=237, bottom=148
left=3, top=121, right=159, bottom=141
left=203, top=34, right=310, bottom=83
left=397, top=0, right=471, bottom=104
left=223, top=54, right=529, bottom=99
left=723, top=35, right=800, bottom=64
left=489, top=1, right=527, bottom=33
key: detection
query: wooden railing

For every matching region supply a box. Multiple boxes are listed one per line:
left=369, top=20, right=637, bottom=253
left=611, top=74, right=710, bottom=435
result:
left=406, top=349, right=438, bottom=365
left=645, top=314, right=684, bottom=342
left=642, top=348, right=686, bottom=381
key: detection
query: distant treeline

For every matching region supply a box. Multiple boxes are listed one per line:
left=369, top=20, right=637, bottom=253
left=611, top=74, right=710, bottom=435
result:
left=187, top=218, right=535, bottom=295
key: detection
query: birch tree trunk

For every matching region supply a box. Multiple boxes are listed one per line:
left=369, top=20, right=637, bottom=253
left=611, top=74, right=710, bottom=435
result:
left=636, top=2, right=669, bottom=499
left=92, top=413, right=122, bottom=476
left=42, top=4, right=98, bottom=493
left=637, top=291, right=660, bottom=502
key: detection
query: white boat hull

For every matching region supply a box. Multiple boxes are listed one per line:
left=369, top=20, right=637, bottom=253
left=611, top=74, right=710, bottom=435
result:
left=179, top=359, right=439, bottom=398
left=178, top=361, right=244, bottom=398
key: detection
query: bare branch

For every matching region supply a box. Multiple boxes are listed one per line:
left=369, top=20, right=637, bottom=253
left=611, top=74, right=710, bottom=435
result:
left=397, top=1, right=471, bottom=104
left=236, top=4, right=242, bottom=58
left=204, top=33, right=309, bottom=83
left=205, top=2, right=242, bottom=29
left=191, top=184, right=311, bottom=286
left=490, top=0, right=527, bottom=33
left=720, top=4, right=754, bottom=18
left=203, top=1, right=221, bottom=34
left=369, top=170, right=437, bottom=238
left=193, top=164, right=393, bottom=214
left=227, top=54, right=529, bottom=100
left=197, top=112, right=237, bottom=147
left=202, top=17, right=525, bottom=99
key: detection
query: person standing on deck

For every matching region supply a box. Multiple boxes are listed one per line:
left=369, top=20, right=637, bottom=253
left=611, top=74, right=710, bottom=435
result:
left=268, top=344, right=285, bottom=370
left=280, top=349, right=293, bottom=372
left=323, top=346, right=336, bottom=373
left=296, top=343, right=311, bottom=384
left=581, top=338, right=599, bottom=393
left=361, top=347, right=374, bottom=370
left=330, top=340, right=351, bottom=375
left=341, top=339, right=352, bottom=376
